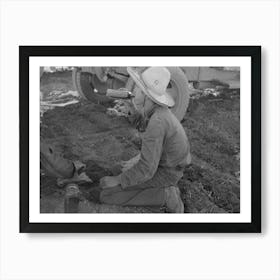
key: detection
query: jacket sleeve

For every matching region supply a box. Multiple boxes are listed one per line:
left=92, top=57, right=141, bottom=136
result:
left=119, top=116, right=165, bottom=189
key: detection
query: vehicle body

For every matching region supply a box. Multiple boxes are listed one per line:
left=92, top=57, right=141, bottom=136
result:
left=72, top=66, right=239, bottom=121
left=40, top=66, right=240, bottom=121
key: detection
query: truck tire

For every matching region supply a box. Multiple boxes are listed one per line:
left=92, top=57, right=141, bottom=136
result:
left=40, top=142, right=74, bottom=179
left=167, top=67, right=190, bottom=121
left=72, top=68, right=108, bottom=103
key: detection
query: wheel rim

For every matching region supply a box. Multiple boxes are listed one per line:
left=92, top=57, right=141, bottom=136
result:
left=73, top=69, right=126, bottom=103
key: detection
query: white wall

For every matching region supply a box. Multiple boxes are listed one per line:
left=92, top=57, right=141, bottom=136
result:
left=0, top=0, right=279, bottom=279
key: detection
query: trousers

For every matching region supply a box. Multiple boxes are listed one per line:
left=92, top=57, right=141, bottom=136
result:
left=99, top=166, right=184, bottom=207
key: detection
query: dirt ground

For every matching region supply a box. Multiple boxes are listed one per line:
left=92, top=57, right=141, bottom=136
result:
left=40, top=70, right=240, bottom=213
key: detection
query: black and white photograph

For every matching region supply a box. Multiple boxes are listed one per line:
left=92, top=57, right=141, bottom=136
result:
left=40, top=66, right=241, bottom=214
left=20, top=46, right=260, bottom=232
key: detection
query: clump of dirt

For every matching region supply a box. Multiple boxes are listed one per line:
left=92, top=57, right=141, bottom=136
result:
left=180, top=90, right=240, bottom=213
left=40, top=71, right=240, bottom=213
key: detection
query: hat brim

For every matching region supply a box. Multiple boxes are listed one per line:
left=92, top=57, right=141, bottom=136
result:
left=127, top=67, right=175, bottom=107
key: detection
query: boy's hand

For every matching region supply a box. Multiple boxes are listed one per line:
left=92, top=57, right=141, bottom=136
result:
left=120, top=154, right=140, bottom=172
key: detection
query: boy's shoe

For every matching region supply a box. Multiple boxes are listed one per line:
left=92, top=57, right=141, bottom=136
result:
left=57, top=167, right=92, bottom=187
left=164, top=186, right=184, bottom=213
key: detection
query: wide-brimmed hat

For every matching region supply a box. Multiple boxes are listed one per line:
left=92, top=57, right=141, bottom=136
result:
left=127, top=67, right=175, bottom=107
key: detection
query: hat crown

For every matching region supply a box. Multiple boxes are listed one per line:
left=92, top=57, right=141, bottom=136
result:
left=141, top=67, right=170, bottom=96
left=127, top=66, right=175, bottom=107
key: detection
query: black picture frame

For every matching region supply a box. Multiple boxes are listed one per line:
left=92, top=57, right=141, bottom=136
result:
left=20, top=46, right=261, bottom=233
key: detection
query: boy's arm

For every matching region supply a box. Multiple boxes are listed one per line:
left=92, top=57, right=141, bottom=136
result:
left=118, top=116, right=165, bottom=189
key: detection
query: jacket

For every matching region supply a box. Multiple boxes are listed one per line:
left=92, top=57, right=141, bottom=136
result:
left=119, top=106, right=191, bottom=189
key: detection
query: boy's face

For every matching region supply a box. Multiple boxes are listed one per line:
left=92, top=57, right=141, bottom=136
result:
left=132, top=86, right=146, bottom=114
